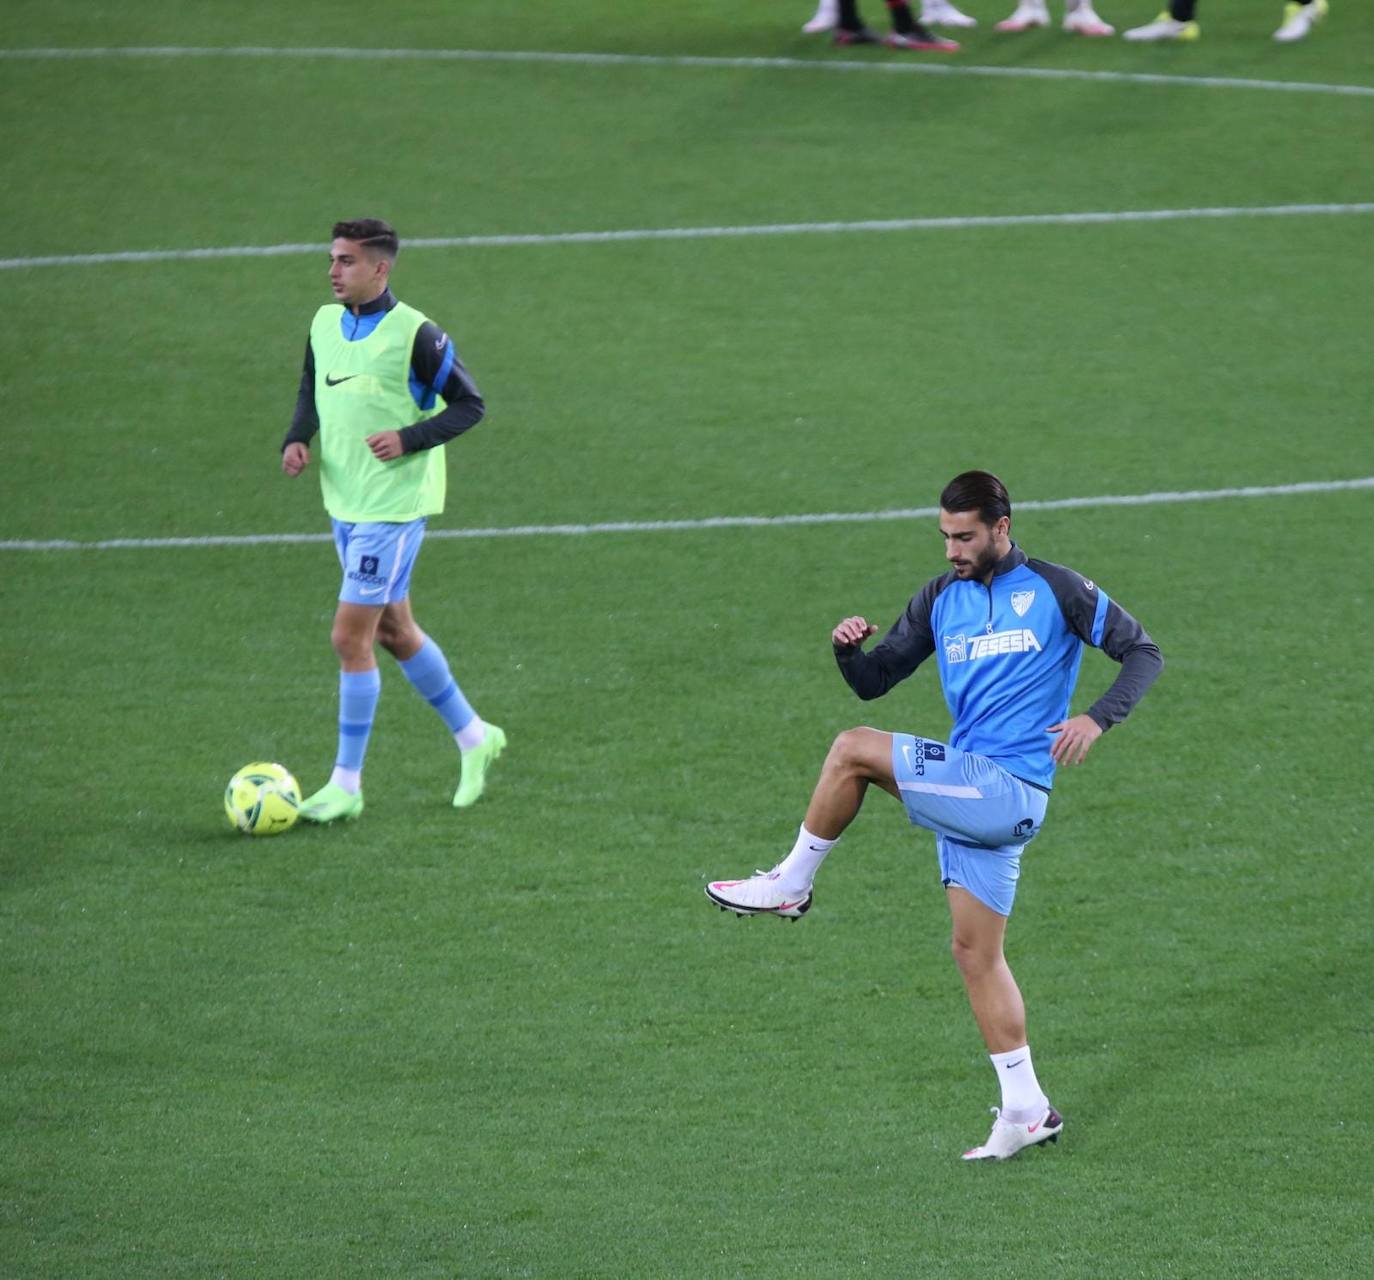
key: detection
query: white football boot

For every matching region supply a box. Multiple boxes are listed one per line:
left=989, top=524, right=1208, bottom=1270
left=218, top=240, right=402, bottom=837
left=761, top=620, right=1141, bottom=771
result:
left=962, top=1104, right=1064, bottom=1160
left=1062, top=1, right=1115, bottom=35
left=1123, top=12, right=1200, bottom=39
left=705, top=867, right=813, bottom=920
left=995, top=2, right=1050, bottom=31
left=803, top=0, right=839, bottom=33
left=1273, top=0, right=1327, bottom=42
left=922, top=0, right=979, bottom=27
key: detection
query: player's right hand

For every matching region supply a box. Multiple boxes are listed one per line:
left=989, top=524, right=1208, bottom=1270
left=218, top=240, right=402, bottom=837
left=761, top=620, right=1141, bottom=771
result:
left=282, top=443, right=310, bottom=477
left=833, top=616, right=878, bottom=648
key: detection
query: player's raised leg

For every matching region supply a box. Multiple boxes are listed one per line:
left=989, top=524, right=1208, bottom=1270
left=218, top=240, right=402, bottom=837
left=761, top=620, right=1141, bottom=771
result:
left=945, top=883, right=1062, bottom=1160
left=706, top=727, right=899, bottom=918
left=300, top=601, right=381, bottom=823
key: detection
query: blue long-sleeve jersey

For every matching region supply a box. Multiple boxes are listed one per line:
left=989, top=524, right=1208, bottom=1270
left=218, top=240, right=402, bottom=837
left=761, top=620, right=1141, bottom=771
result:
left=835, top=545, right=1162, bottom=789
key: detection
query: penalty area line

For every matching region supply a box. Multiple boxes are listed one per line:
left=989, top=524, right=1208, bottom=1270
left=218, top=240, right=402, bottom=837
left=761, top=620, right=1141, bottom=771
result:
left=4, top=477, right=1372, bottom=553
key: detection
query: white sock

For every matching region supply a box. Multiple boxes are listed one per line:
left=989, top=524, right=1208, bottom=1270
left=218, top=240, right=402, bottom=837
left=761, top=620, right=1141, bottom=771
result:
left=989, top=1046, right=1048, bottom=1123
left=774, top=825, right=836, bottom=891
left=329, top=765, right=362, bottom=794
left=455, top=716, right=487, bottom=752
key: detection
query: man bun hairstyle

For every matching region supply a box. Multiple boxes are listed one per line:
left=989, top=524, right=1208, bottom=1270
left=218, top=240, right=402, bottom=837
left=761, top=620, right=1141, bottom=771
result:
left=940, top=470, right=1012, bottom=528
left=332, top=217, right=399, bottom=261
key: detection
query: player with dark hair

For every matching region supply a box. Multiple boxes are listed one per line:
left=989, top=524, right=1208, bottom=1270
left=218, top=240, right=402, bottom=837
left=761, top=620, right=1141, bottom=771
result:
left=1124, top=0, right=1328, bottom=41
left=706, top=470, right=1163, bottom=1160
left=281, top=217, right=506, bottom=823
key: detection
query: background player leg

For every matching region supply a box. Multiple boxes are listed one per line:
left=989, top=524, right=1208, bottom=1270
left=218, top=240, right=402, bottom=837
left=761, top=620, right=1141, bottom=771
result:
left=301, top=602, right=383, bottom=823
left=377, top=598, right=506, bottom=809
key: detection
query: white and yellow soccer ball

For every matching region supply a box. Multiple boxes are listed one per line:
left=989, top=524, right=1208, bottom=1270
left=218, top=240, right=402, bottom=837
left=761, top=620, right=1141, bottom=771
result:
left=224, top=762, right=302, bottom=836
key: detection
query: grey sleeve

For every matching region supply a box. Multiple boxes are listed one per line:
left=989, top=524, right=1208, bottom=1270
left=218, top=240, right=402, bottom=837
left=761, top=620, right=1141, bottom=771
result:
left=1033, top=559, right=1164, bottom=731
left=833, top=575, right=944, bottom=700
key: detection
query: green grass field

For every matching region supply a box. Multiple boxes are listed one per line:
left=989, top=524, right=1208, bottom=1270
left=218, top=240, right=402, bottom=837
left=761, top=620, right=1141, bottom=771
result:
left=3, top=2, right=1373, bottom=1275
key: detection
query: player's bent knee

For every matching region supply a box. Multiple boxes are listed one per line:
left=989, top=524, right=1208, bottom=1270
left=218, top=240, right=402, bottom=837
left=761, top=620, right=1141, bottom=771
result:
left=828, top=727, right=894, bottom=781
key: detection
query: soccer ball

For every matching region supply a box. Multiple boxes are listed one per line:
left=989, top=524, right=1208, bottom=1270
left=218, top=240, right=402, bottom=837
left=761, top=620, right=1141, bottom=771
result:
left=224, top=762, right=301, bottom=836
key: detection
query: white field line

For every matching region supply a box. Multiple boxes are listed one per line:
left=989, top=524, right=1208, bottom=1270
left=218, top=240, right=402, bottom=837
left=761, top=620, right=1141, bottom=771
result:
left=6, top=478, right=1372, bottom=553
left=3, top=45, right=1374, bottom=99
left=4, top=203, right=1374, bottom=271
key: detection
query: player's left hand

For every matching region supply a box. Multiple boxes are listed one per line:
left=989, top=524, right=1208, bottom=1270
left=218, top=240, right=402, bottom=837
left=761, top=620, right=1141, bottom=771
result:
left=366, top=430, right=404, bottom=461
left=1046, top=714, right=1103, bottom=766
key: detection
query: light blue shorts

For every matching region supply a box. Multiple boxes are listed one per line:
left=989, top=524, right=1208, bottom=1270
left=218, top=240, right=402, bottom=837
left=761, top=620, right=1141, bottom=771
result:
left=331, top=517, right=427, bottom=606
left=890, top=733, right=1050, bottom=917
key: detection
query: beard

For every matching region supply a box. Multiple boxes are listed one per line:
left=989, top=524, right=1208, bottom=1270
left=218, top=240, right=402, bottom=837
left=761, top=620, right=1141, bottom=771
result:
left=971, top=541, right=1002, bottom=578
left=952, top=540, right=1002, bottom=580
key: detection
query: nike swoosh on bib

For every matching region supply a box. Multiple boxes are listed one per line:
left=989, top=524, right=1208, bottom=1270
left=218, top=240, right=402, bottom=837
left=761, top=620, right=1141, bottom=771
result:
left=324, top=373, right=359, bottom=386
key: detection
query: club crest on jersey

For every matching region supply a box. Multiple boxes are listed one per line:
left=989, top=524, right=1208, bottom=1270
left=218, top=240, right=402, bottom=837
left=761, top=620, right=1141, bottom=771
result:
left=1011, top=590, right=1035, bottom=618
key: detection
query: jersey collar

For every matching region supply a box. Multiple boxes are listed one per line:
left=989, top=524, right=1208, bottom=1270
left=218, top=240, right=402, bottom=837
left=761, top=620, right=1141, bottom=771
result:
left=991, top=543, right=1028, bottom=578
left=351, top=288, right=397, bottom=317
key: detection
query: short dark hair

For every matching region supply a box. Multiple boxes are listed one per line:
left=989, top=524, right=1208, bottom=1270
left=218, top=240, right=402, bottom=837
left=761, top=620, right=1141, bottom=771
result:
left=331, top=217, right=399, bottom=261
left=940, top=470, right=1011, bottom=527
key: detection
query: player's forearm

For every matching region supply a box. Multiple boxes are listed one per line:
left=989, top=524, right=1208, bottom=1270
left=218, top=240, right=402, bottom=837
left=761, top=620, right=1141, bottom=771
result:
left=283, top=341, right=318, bottom=449
left=1086, top=642, right=1163, bottom=730
left=834, top=647, right=900, bottom=700
left=397, top=392, right=486, bottom=453
left=283, top=391, right=318, bottom=449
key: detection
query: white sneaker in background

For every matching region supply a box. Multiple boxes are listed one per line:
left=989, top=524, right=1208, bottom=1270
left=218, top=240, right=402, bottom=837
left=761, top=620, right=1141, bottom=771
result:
left=1063, top=4, right=1116, bottom=36
left=803, top=0, right=839, bottom=33
left=1122, top=12, right=1200, bottom=40
left=995, top=3, right=1051, bottom=32
left=1273, top=0, right=1327, bottom=43
left=923, top=0, right=980, bottom=27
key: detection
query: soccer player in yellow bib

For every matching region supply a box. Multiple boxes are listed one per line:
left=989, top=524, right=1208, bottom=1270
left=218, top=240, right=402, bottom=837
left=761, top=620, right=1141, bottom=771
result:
left=281, top=218, right=505, bottom=822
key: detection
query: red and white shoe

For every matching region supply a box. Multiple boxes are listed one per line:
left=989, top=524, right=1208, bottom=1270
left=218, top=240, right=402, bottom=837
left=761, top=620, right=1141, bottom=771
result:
left=962, top=1104, right=1064, bottom=1160
left=1063, top=4, right=1115, bottom=35
left=705, top=868, right=813, bottom=920
left=995, top=2, right=1050, bottom=31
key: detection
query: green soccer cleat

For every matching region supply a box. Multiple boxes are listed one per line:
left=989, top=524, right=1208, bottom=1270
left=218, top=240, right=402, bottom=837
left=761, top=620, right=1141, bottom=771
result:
left=453, top=724, right=507, bottom=808
left=1274, top=0, right=1327, bottom=42
left=298, top=782, right=364, bottom=824
left=1123, top=13, right=1201, bottom=40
